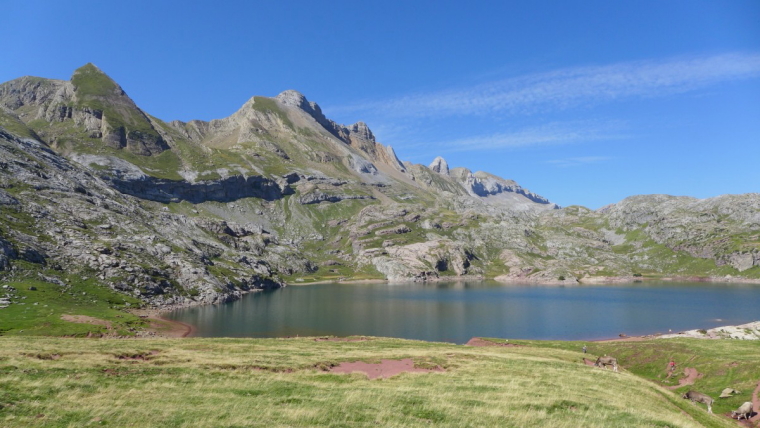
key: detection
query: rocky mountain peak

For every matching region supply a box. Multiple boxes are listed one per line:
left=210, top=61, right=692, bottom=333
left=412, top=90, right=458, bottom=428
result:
left=275, top=89, right=309, bottom=109
left=275, top=90, right=325, bottom=121
left=429, top=156, right=449, bottom=175
left=348, top=121, right=375, bottom=143
left=71, top=63, right=125, bottom=99
left=1, top=64, right=168, bottom=156
left=273, top=90, right=379, bottom=158
left=65, top=64, right=168, bottom=156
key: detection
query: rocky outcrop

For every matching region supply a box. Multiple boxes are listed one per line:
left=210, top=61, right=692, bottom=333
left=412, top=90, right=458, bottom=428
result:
left=71, top=154, right=292, bottom=203
left=298, top=190, right=374, bottom=205
left=449, top=168, right=557, bottom=207
left=276, top=90, right=378, bottom=155
left=107, top=173, right=290, bottom=204
left=599, top=193, right=760, bottom=271
left=369, top=239, right=477, bottom=281
left=725, top=251, right=760, bottom=272
left=0, top=128, right=295, bottom=309
left=659, top=321, right=760, bottom=340
left=429, top=156, right=449, bottom=175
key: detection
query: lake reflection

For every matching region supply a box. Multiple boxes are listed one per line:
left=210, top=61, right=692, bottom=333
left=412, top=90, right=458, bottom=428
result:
left=165, top=281, right=760, bottom=344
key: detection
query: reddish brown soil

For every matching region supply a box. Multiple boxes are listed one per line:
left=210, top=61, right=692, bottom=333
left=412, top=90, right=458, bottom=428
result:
left=749, top=380, right=760, bottom=424
left=465, top=337, right=523, bottom=347
left=666, top=367, right=702, bottom=390
left=329, top=358, right=444, bottom=379
left=583, top=358, right=596, bottom=367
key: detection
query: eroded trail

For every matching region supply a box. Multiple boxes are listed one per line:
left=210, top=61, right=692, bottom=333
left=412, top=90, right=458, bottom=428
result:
left=750, top=380, right=760, bottom=423
left=666, top=367, right=702, bottom=390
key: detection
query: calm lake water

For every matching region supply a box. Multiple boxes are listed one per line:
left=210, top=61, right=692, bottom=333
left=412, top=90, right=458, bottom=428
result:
left=165, top=281, right=760, bottom=344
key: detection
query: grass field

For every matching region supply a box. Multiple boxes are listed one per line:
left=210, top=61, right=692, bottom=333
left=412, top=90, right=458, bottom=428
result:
left=0, top=278, right=145, bottom=337
left=0, top=335, right=748, bottom=427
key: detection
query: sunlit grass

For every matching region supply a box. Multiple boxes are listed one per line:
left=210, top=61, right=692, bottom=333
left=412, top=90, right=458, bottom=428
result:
left=0, top=336, right=735, bottom=427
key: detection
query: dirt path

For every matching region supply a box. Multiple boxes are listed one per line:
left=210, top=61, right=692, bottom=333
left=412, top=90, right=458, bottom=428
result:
left=61, top=314, right=112, bottom=330
left=666, top=367, right=702, bottom=390
left=329, top=358, right=444, bottom=379
left=750, top=379, right=760, bottom=423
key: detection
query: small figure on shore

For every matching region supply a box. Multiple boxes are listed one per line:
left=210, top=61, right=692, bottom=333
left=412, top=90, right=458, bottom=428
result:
left=668, top=359, right=676, bottom=373
left=582, top=345, right=587, bottom=354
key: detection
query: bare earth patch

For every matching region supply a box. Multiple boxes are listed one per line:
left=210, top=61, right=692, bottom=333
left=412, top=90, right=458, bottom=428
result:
left=666, top=367, right=702, bottom=390
left=329, top=358, right=444, bottom=379
left=61, top=314, right=112, bottom=330
left=465, top=337, right=523, bottom=347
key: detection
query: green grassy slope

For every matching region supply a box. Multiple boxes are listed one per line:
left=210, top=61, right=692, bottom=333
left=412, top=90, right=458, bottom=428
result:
left=0, top=336, right=738, bottom=427
left=0, top=276, right=146, bottom=337
left=70, top=63, right=159, bottom=139
left=499, top=337, right=760, bottom=420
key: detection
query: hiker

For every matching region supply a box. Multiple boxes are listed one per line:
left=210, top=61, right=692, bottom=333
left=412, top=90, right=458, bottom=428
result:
left=582, top=345, right=587, bottom=354
left=668, top=359, right=676, bottom=373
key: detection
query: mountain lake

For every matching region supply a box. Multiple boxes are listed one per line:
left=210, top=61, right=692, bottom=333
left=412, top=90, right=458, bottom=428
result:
left=165, top=281, right=760, bottom=344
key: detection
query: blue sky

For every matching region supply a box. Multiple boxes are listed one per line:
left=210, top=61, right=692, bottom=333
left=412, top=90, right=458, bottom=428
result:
left=2, top=0, right=759, bottom=208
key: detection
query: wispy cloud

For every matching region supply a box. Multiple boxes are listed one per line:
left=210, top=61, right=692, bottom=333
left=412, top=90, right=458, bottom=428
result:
left=409, top=120, right=627, bottom=153
left=546, top=156, right=613, bottom=167
left=327, top=52, right=760, bottom=119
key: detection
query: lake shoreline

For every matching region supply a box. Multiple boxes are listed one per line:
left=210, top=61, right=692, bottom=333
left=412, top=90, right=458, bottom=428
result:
left=493, top=274, right=760, bottom=285
left=153, top=277, right=760, bottom=341
left=289, top=274, right=760, bottom=287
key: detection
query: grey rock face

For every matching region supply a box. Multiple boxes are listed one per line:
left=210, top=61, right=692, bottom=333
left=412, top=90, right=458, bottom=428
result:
left=429, top=156, right=449, bottom=175
left=449, top=168, right=557, bottom=208
left=106, top=173, right=290, bottom=204
left=275, top=90, right=378, bottom=156
left=345, top=153, right=379, bottom=175
left=298, top=190, right=374, bottom=205
left=0, top=127, right=294, bottom=309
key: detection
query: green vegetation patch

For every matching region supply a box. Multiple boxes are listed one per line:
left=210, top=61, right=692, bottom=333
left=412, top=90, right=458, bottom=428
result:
left=0, top=277, right=144, bottom=337
left=509, top=337, right=760, bottom=422
left=251, top=96, right=294, bottom=129
left=69, top=64, right=161, bottom=141
left=0, top=111, right=40, bottom=140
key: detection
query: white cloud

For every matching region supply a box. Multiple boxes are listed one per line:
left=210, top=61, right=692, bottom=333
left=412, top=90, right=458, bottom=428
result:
left=327, top=52, right=760, bottom=119
left=423, top=121, right=626, bottom=152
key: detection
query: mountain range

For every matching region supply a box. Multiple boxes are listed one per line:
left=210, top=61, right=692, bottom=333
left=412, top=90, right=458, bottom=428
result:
left=0, top=64, right=758, bottom=308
